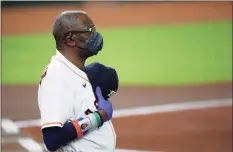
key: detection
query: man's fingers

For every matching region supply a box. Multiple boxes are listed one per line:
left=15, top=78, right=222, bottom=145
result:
left=95, top=86, right=103, bottom=100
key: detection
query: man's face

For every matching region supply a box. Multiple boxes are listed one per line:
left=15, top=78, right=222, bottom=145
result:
left=65, top=14, right=96, bottom=48
left=64, top=13, right=103, bottom=58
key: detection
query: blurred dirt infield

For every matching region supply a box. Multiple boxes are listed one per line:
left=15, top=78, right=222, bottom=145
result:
left=2, top=2, right=232, bottom=35
left=2, top=2, right=232, bottom=152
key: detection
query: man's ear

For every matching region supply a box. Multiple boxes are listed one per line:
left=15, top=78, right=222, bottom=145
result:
left=66, top=32, right=76, bottom=46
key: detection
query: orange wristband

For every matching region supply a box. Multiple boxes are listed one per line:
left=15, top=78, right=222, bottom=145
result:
left=72, top=120, right=83, bottom=138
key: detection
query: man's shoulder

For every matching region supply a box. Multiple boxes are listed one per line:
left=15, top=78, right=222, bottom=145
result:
left=45, top=57, right=78, bottom=83
left=41, top=57, right=64, bottom=80
left=47, top=57, right=66, bottom=73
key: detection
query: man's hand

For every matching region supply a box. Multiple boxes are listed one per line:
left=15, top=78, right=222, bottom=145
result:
left=96, top=86, right=113, bottom=121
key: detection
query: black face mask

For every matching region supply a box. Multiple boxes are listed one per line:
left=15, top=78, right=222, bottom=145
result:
left=73, top=32, right=103, bottom=57
left=84, top=32, right=103, bottom=56
left=65, top=25, right=103, bottom=57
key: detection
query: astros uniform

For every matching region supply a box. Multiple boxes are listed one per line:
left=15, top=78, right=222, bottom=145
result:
left=38, top=50, right=116, bottom=152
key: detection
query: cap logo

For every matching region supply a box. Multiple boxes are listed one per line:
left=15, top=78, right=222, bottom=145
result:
left=108, top=90, right=116, bottom=98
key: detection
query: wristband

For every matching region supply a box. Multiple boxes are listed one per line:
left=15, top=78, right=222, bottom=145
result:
left=72, top=120, right=83, bottom=138
left=95, top=111, right=104, bottom=127
left=93, top=112, right=103, bottom=127
left=72, top=113, right=99, bottom=138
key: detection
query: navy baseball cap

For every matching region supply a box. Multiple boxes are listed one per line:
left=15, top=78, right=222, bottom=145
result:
left=85, top=62, right=119, bottom=100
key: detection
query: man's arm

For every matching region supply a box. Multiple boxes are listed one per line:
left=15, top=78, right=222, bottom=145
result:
left=42, top=87, right=113, bottom=151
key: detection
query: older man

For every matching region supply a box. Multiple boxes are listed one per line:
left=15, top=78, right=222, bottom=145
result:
left=38, top=11, right=116, bottom=152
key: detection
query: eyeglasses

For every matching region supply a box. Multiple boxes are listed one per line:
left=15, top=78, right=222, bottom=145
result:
left=65, top=25, right=96, bottom=36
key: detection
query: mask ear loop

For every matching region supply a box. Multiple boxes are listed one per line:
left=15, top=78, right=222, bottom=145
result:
left=64, top=32, right=82, bottom=50
left=66, top=25, right=96, bottom=50
left=70, top=32, right=86, bottom=50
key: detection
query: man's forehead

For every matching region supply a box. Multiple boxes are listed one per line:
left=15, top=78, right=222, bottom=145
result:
left=75, top=13, right=94, bottom=27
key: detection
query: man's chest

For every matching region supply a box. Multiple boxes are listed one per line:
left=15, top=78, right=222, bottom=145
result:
left=68, top=75, right=98, bottom=119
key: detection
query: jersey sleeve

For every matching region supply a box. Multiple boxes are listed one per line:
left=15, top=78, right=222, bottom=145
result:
left=38, top=66, right=73, bottom=129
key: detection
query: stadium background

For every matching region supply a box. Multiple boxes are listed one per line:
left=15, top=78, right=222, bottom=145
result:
left=1, top=1, right=232, bottom=152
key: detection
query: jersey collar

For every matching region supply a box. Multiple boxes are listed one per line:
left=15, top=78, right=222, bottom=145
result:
left=54, top=50, right=89, bottom=81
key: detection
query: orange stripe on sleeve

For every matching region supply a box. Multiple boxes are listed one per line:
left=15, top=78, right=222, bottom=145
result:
left=41, top=122, right=63, bottom=128
left=72, top=120, right=83, bottom=138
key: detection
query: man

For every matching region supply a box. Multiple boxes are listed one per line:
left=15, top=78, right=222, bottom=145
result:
left=38, top=11, right=116, bottom=152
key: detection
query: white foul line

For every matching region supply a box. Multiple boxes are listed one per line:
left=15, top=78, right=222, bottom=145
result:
left=14, top=98, right=232, bottom=128
left=1, top=119, right=44, bottom=151
left=1, top=118, right=20, bottom=134
left=113, top=98, right=232, bottom=118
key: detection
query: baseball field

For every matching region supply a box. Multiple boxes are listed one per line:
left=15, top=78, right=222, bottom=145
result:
left=1, top=2, right=232, bottom=152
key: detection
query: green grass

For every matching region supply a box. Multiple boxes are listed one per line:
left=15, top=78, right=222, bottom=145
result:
left=2, top=21, right=232, bottom=85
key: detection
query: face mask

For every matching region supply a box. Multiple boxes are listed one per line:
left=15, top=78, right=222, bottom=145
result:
left=84, top=32, right=103, bottom=56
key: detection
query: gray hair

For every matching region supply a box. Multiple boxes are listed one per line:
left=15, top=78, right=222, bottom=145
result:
left=52, top=11, right=86, bottom=47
